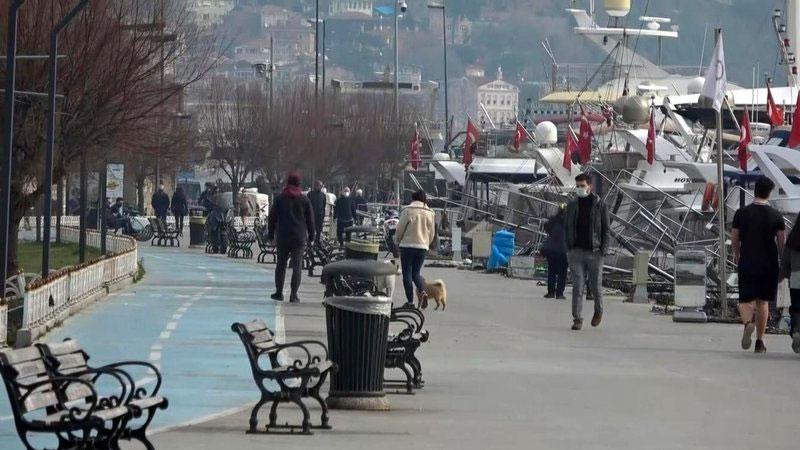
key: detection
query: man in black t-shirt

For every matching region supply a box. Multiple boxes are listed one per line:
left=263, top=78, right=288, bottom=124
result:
left=731, top=176, right=786, bottom=354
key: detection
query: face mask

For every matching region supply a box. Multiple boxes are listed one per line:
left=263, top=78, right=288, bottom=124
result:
left=575, top=187, right=590, bottom=198
left=320, top=187, right=327, bottom=194
left=343, top=192, right=350, bottom=197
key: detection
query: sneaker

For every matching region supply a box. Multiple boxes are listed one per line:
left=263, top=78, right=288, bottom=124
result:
left=556, top=295, right=566, bottom=300
left=741, top=322, right=755, bottom=350
left=544, top=293, right=555, bottom=299
left=289, top=295, right=300, bottom=303
left=571, top=319, right=583, bottom=331
left=591, top=312, right=602, bottom=327
left=754, top=339, right=767, bottom=354
left=792, top=333, right=800, bottom=354
left=270, top=293, right=284, bottom=301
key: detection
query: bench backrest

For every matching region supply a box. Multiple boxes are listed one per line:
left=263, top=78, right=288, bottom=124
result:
left=0, top=347, right=67, bottom=417
left=231, top=320, right=277, bottom=374
left=147, top=217, right=163, bottom=234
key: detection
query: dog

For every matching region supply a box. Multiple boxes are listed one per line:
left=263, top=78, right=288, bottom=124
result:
left=416, top=279, right=447, bottom=311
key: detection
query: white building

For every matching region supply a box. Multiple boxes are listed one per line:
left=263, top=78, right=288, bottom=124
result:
left=329, top=0, right=373, bottom=17
left=186, top=0, right=234, bottom=26
left=477, top=67, right=519, bottom=127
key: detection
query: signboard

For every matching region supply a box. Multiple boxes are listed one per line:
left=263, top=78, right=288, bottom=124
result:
left=674, top=249, right=706, bottom=308
left=106, top=164, right=124, bottom=199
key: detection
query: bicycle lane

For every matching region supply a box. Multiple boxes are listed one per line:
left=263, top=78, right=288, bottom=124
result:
left=0, top=245, right=279, bottom=449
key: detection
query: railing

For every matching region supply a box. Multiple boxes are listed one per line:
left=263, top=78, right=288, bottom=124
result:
left=3, top=225, right=138, bottom=347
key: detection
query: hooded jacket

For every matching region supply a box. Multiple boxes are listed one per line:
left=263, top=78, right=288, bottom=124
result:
left=267, top=186, right=315, bottom=247
left=394, top=201, right=436, bottom=250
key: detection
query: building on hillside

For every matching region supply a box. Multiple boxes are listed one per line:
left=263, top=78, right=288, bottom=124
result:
left=186, top=0, right=234, bottom=26
left=427, top=12, right=472, bottom=45
left=329, top=0, right=373, bottom=17
left=260, top=5, right=293, bottom=28
left=476, top=67, right=519, bottom=128
left=259, top=6, right=315, bottom=62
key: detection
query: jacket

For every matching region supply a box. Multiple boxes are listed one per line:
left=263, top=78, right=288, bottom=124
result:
left=394, top=201, right=436, bottom=250
left=151, top=190, right=170, bottom=215
left=334, top=196, right=355, bottom=222
left=267, top=192, right=315, bottom=247
left=780, top=246, right=800, bottom=288
left=564, top=193, right=609, bottom=254
left=353, top=195, right=368, bottom=212
left=170, top=191, right=188, bottom=216
left=542, top=214, right=567, bottom=255
left=308, top=190, right=327, bottom=223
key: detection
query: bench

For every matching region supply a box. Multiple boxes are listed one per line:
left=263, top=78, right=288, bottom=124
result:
left=254, top=225, right=277, bottom=264
left=39, top=339, right=168, bottom=450
left=384, top=305, right=429, bottom=393
left=0, top=346, right=134, bottom=450
left=148, top=217, right=180, bottom=247
left=226, top=227, right=256, bottom=259
left=231, top=320, right=337, bottom=435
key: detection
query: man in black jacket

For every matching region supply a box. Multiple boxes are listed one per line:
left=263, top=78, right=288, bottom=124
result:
left=151, top=185, right=170, bottom=224
left=333, top=187, right=355, bottom=245
left=267, top=172, right=315, bottom=303
left=564, top=173, right=609, bottom=331
left=352, top=188, right=368, bottom=224
left=307, top=180, right=328, bottom=242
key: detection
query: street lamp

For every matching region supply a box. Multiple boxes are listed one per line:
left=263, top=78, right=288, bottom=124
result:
left=428, top=1, right=449, bottom=148
left=252, top=38, right=274, bottom=118
left=394, top=1, right=408, bottom=206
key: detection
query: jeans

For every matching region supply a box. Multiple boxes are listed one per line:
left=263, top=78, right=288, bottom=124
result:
left=568, top=249, right=603, bottom=320
left=174, top=214, right=184, bottom=234
left=337, top=220, right=353, bottom=245
left=275, top=243, right=304, bottom=297
left=790, top=289, right=800, bottom=336
left=400, top=247, right=427, bottom=304
left=545, top=251, right=567, bottom=296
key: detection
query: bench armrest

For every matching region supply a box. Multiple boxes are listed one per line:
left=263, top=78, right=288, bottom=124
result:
left=257, top=340, right=330, bottom=369
left=61, top=367, right=130, bottom=408
left=97, top=361, right=162, bottom=400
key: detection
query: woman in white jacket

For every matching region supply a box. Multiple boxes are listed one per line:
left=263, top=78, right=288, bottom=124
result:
left=394, top=190, right=436, bottom=306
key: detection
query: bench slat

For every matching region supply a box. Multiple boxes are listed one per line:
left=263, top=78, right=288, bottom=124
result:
left=23, top=389, right=60, bottom=413
left=0, top=347, right=43, bottom=365
left=242, top=320, right=268, bottom=333
left=53, top=353, right=89, bottom=372
left=43, top=340, right=83, bottom=357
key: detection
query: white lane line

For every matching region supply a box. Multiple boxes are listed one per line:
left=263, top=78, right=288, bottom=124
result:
left=172, top=314, right=183, bottom=320
left=177, top=307, right=188, bottom=314
left=149, top=351, right=161, bottom=361
left=182, top=302, right=192, bottom=307
left=151, top=343, right=163, bottom=351
left=165, top=322, right=178, bottom=331
left=159, top=331, right=171, bottom=339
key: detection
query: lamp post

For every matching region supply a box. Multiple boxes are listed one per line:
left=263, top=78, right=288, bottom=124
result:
left=314, top=0, right=320, bottom=111
left=322, top=19, right=327, bottom=99
left=428, top=1, right=449, bottom=147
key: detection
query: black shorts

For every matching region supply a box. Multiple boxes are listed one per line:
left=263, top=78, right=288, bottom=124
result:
left=738, top=266, right=778, bottom=303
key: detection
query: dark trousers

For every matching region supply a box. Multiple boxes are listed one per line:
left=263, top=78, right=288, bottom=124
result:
left=314, top=217, right=324, bottom=242
left=174, top=214, right=184, bottom=233
left=545, top=251, right=568, bottom=296
left=337, top=220, right=353, bottom=245
left=275, top=243, right=304, bottom=297
left=156, top=212, right=167, bottom=224
left=400, top=247, right=427, bottom=304
left=790, top=289, right=800, bottom=335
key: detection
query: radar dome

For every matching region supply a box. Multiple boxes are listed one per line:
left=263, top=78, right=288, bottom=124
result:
left=687, top=76, right=705, bottom=95
left=605, top=0, right=631, bottom=17
left=535, top=121, right=558, bottom=145
left=622, top=95, right=649, bottom=124
left=432, top=152, right=451, bottom=161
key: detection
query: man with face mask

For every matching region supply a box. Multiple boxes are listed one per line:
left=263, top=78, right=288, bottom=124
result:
left=334, top=187, right=355, bottom=245
left=564, top=173, right=609, bottom=331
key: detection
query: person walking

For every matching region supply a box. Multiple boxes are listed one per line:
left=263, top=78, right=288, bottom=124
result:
left=542, top=204, right=568, bottom=299
left=353, top=188, right=368, bottom=224
left=267, top=172, right=315, bottom=303
left=334, top=187, right=355, bottom=245
left=151, top=185, right=170, bottom=224
left=779, top=212, right=800, bottom=354
left=308, top=180, right=328, bottom=242
left=732, top=176, right=785, bottom=353
left=564, top=173, right=609, bottom=331
left=394, top=190, right=436, bottom=307
left=171, top=186, right=188, bottom=236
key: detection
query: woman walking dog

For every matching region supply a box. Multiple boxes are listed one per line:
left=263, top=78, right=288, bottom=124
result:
left=394, top=190, right=436, bottom=307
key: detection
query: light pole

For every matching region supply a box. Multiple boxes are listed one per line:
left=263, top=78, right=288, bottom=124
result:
left=322, top=19, right=327, bottom=99
left=428, top=1, right=449, bottom=147
left=314, top=0, right=320, bottom=111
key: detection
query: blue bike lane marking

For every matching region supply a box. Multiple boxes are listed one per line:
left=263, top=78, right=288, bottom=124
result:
left=0, top=246, right=277, bottom=449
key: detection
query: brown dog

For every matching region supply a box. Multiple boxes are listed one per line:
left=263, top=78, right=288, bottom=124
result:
left=416, top=279, right=447, bottom=310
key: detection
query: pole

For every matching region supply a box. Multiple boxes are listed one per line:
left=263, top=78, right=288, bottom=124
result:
left=99, top=162, right=107, bottom=255
left=55, top=177, right=63, bottom=243
left=43, top=0, right=89, bottom=276
left=79, top=151, right=87, bottom=262
left=1, top=0, right=25, bottom=292
left=441, top=5, right=450, bottom=146
left=314, top=0, right=319, bottom=111
left=155, top=0, right=165, bottom=187
left=713, top=29, right=728, bottom=319
left=394, top=2, right=401, bottom=204
left=322, top=20, right=326, bottom=99
left=269, top=35, right=274, bottom=118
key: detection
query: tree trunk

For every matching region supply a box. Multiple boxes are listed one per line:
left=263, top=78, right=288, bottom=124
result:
left=231, top=177, right=240, bottom=217
left=136, top=175, right=146, bottom=214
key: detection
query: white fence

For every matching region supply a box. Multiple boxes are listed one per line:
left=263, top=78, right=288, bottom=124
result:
left=4, top=225, right=138, bottom=347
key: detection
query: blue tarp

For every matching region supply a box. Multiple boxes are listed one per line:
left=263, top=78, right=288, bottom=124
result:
left=374, top=5, right=394, bottom=16
left=487, top=230, right=515, bottom=270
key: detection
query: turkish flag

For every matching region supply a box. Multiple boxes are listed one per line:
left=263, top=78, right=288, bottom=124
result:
left=738, top=107, right=752, bottom=172
left=788, top=91, right=800, bottom=149
left=463, top=119, right=479, bottom=168
left=513, top=121, right=526, bottom=151
left=646, top=108, right=656, bottom=165
left=767, top=83, right=784, bottom=127
left=578, top=107, right=593, bottom=164
left=410, top=128, right=421, bottom=170
left=564, top=128, right=577, bottom=171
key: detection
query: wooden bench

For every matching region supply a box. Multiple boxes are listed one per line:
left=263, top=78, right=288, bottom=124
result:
left=384, top=305, right=429, bottom=393
left=226, top=227, right=256, bottom=259
left=0, top=346, right=134, bottom=450
left=148, top=217, right=180, bottom=247
left=254, top=225, right=277, bottom=264
left=231, top=320, right=337, bottom=435
left=39, top=339, right=168, bottom=450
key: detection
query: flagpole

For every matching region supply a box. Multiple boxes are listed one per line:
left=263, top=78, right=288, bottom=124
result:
left=713, top=28, right=728, bottom=320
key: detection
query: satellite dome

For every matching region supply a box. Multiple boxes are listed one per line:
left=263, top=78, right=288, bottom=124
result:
left=622, top=95, right=650, bottom=124
left=432, top=152, right=451, bottom=161
left=535, top=121, right=558, bottom=145
left=687, top=76, right=705, bottom=95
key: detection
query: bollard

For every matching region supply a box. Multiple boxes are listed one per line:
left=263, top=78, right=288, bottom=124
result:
left=629, top=250, right=649, bottom=304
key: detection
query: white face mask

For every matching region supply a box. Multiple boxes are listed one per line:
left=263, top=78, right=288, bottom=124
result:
left=320, top=187, right=327, bottom=194
left=575, top=187, right=590, bottom=198
left=343, top=191, right=350, bottom=197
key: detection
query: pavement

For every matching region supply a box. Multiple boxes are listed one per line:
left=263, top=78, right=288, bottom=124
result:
left=2, top=236, right=800, bottom=449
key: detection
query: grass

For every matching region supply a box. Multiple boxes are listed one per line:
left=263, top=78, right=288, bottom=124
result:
left=17, top=241, right=102, bottom=275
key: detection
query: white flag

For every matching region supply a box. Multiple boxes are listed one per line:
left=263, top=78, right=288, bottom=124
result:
left=702, top=35, right=727, bottom=112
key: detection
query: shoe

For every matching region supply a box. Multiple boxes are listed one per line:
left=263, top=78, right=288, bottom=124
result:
left=556, top=295, right=566, bottom=300
left=544, top=293, right=555, bottom=299
left=792, top=333, right=800, bottom=354
left=270, top=293, right=284, bottom=301
left=591, top=312, right=602, bottom=327
left=741, top=322, right=755, bottom=350
left=289, top=295, right=300, bottom=303
left=754, top=339, right=767, bottom=354
left=571, top=319, right=583, bottom=331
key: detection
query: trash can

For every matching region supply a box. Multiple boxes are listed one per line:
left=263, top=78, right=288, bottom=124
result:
left=189, top=216, right=206, bottom=247
left=322, top=260, right=398, bottom=410
left=345, top=240, right=380, bottom=260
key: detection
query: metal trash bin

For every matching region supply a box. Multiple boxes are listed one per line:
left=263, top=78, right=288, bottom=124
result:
left=344, top=240, right=379, bottom=260
left=189, top=216, right=206, bottom=247
left=321, top=260, right=398, bottom=410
